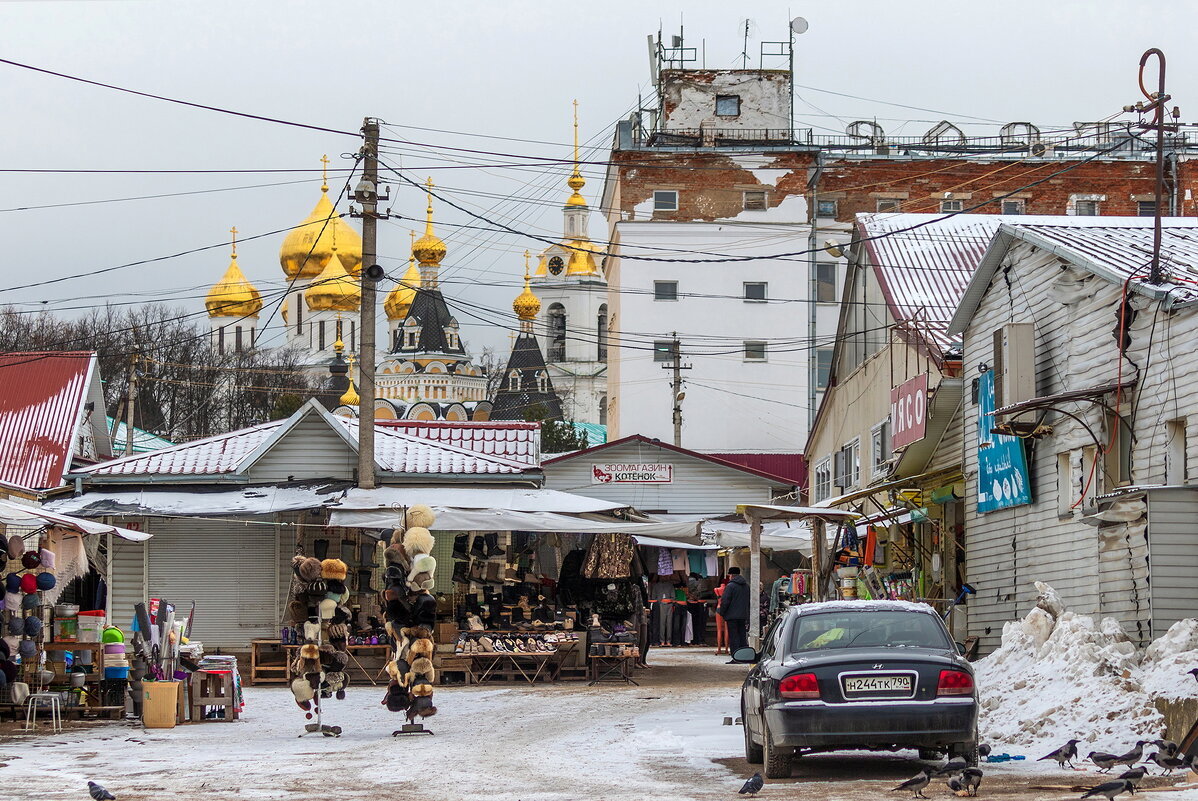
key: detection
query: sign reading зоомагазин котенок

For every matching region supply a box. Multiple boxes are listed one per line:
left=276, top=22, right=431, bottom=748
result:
left=591, top=463, right=673, bottom=484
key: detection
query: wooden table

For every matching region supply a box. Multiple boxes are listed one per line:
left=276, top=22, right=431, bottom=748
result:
left=469, top=651, right=560, bottom=685
left=250, top=640, right=390, bottom=686
left=588, top=654, right=639, bottom=686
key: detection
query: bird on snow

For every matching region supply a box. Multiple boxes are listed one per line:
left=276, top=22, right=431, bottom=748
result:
left=932, top=757, right=968, bottom=776
left=1113, top=741, right=1149, bottom=768
left=977, top=743, right=992, bottom=758
left=960, top=767, right=983, bottom=797
left=738, top=772, right=763, bottom=796
left=892, top=769, right=931, bottom=799
left=1187, top=667, right=1198, bottom=683
left=1146, top=751, right=1188, bottom=775
left=1152, top=739, right=1179, bottom=758
left=1088, top=751, right=1120, bottom=773
left=1117, top=767, right=1147, bottom=791
left=88, top=783, right=116, bottom=801
left=1040, top=739, right=1083, bottom=769
left=1080, top=779, right=1133, bottom=800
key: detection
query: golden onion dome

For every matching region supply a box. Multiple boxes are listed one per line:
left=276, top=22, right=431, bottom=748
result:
left=305, top=245, right=360, bottom=312
left=513, top=252, right=542, bottom=321
left=279, top=187, right=337, bottom=278
left=339, top=371, right=360, bottom=407
left=206, top=228, right=263, bottom=318
left=332, top=214, right=363, bottom=277
left=412, top=177, right=447, bottom=266
left=385, top=252, right=422, bottom=321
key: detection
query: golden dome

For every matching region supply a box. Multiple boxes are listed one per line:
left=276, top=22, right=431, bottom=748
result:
left=565, top=239, right=601, bottom=275
left=565, top=100, right=587, bottom=207
left=513, top=252, right=541, bottom=321
left=339, top=376, right=360, bottom=407
left=386, top=250, right=422, bottom=321
left=278, top=156, right=362, bottom=278
left=206, top=227, right=263, bottom=318
left=305, top=244, right=360, bottom=312
left=412, top=177, right=447, bottom=266
left=534, top=253, right=548, bottom=278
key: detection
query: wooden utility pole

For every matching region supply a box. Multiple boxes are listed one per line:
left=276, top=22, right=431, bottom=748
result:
left=661, top=333, right=690, bottom=446
left=124, top=353, right=137, bottom=456
left=352, top=118, right=388, bottom=489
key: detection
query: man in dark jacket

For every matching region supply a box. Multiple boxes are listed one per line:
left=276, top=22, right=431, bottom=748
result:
left=718, top=567, right=750, bottom=655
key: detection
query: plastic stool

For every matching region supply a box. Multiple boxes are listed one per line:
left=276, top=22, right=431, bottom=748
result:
left=25, top=693, right=63, bottom=733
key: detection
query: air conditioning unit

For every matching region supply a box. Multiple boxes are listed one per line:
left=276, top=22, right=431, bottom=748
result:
left=1030, top=142, right=1053, bottom=158
left=992, top=323, right=1036, bottom=409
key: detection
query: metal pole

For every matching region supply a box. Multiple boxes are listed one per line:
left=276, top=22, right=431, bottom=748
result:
left=1151, top=53, right=1166, bottom=285
left=748, top=515, right=762, bottom=649
left=357, top=118, right=380, bottom=489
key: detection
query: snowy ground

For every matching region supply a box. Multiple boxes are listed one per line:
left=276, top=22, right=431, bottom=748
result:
left=1, top=647, right=1195, bottom=800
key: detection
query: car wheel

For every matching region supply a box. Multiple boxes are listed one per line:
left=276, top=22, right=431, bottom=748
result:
left=742, top=701, right=763, bottom=764
left=763, top=720, right=793, bottom=779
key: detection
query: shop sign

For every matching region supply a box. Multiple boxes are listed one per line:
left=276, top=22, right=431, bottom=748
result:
left=591, top=463, right=673, bottom=484
left=890, top=374, right=928, bottom=450
left=976, top=370, right=1032, bottom=513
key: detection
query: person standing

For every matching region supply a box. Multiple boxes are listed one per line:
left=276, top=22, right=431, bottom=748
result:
left=714, top=577, right=729, bottom=654
left=687, top=572, right=709, bottom=646
left=718, top=567, right=750, bottom=656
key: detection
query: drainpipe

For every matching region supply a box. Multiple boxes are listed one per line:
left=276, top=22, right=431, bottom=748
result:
left=807, top=152, right=825, bottom=430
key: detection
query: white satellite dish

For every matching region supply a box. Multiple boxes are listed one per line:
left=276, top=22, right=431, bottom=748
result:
left=791, top=16, right=809, bottom=34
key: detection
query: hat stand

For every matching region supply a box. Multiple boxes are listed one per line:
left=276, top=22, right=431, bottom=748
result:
left=288, top=547, right=351, bottom=739
left=297, top=621, right=339, bottom=739
left=382, top=505, right=438, bottom=738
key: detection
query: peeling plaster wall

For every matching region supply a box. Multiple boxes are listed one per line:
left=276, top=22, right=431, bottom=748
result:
left=660, top=69, right=792, bottom=134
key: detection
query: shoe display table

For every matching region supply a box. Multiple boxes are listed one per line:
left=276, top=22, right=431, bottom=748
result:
left=587, top=654, right=639, bottom=686
left=469, top=652, right=559, bottom=685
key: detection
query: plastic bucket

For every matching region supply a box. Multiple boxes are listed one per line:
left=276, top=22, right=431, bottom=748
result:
left=102, top=643, right=126, bottom=656
left=105, top=666, right=130, bottom=680
left=142, top=681, right=179, bottom=728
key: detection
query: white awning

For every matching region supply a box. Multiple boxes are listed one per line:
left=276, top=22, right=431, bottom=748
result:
left=330, top=506, right=704, bottom=540
left=336, top=486, right=627, bottom=515
left=0, top=499, right=150, bottom=541
left=738, top=504, right=862, bottom=521
left=702, top=518, right=814, bottom=553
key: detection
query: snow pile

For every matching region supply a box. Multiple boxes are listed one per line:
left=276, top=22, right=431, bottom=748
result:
left=974, top=581, right=1198, bottom=749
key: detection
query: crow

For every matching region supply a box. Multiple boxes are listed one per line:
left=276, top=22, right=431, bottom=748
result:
left=1188, top=667, right=1198, bottom=683
left=1146, top=751, right=1188, bottom=775
left=1113, top=741, right=1149, bottom=768
left=738, top=772, right=763, bottom=796
left=87, top=783, right=116, bottom=801
left=892, top=768, right=931, bottom=798
left=1088, top=751, right=1120, bottom=773
left=977, top=743, right=992, bottom=758
left=1080, top=779, right=1133, bottom=800
left=1152, top=739, right=1179, bottom=758
left=1118, top=767, right=1147, bottom=793
left=932, top=757, right=968, bottom=777
left=1040, top=739, right=1083, bottom=769
left=960, top=767, right=982, bottom=797
left=947, top=777, right=964, bottom=792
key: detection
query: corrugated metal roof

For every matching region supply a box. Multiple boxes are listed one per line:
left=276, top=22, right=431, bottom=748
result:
left=375, top=420, right=540, bottom=466
left=107, top=417, right=176, bottom=456
left=77, top=419, right=284, bottom=476
left=332, top=417, right=533, bottom=474
left=0, top=351, right=96, bottom=490
left=708, top=453, right=806, bottom=485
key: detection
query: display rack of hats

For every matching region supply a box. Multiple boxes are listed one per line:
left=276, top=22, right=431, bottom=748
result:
left=380, top=505, right=438, bottom=736
left=283, top=555, right=353, bottom=737
left=1, top=532, right=63, bottom=695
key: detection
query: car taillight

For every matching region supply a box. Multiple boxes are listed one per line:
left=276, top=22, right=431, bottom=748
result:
left=780, top=672, right=820, bottom=700
left=937, top=669, right=974, bottom=696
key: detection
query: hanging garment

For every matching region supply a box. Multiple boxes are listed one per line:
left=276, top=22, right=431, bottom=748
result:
left=688, top=550, right=707, bottom=577
left=582, top=534, right=635, bottom=579
left=536, top=542, right=561, bottom=580
left=670, top=549, right=689, bottom=572
left=705, top=553, right=719, bottom=577
left=656, top=547, right=673, bottom=576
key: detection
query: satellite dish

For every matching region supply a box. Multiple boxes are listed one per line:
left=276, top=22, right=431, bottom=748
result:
left=790, top=16, right=809, bottom=34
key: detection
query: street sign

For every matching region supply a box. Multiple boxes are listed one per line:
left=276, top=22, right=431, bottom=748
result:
left=891, top=374, right=929, bottom=450
left=976, top=370, right=1031, bottom=512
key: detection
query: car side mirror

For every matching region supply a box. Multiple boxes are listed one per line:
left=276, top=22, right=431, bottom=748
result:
left=732, top=646, right=759, bottom=664
left=955, top=642, right=967, bottom=656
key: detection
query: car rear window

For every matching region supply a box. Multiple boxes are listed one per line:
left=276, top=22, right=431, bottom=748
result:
left=789, top=610, right=951, bottom=652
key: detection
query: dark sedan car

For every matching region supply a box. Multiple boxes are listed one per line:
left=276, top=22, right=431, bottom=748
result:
left=736, top=601, right=978, bottom=778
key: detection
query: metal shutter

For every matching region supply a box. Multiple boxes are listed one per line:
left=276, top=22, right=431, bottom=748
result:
left=108, top=530, right=147, bottom=632
left=146, top=519, right=279, bottom=650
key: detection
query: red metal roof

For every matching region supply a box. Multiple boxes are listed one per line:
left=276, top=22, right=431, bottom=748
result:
left=707, top=453, right=806, bottom=486
left=0, top=352, right=95, bottom=490
left=376, top=420, right=540, bottom=466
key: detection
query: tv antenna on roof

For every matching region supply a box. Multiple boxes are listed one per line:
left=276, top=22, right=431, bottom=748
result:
left=738, top=18, right=756, bottom=68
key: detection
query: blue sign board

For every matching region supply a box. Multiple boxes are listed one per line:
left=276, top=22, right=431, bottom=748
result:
left=976, top=370, right=1032, bottom=513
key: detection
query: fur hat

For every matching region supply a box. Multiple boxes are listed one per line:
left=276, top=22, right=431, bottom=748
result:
left=302, top=621, right=321, bottom=641
left=4, top=574, right=19, bottom=595
left=410, top=694, right=437, bottom=718
left=23, top=617, right=41, bottom=638
left=318, top=598, right=336, bottom=620
left=299, top=643, right=320, bottom=660
left=389, top=528, right=406, bottom=546
left=384, top=659, right=402, bottom=683
left=297, top=558, right=323, bottom=583
left=19, top=574, right=36, bottom=594
left=38, top=549, right=54, bottom=571
left=409, top=681, right=434, bottom=697
left=384, top=682, right=410, bottom=712
left=405, top=505, right=436, bottom=530
left=326, top=623, right=348, bottom=641
left=383, top=543, right=409, bottom=570
left=409, top=638, right=434, bottom=660
left=303, top=579, right=327, bottom=597
left=407, top=656, right=435, bottom=686
left=401, top=626, right=432, bottom=641
left=285, top=599, right=308, bottom=625
left=411, top=593, right=437, bottom=627
left=325, top=579, right=346, bottom=596
left=20, top=551, right=39, bottom=571
left=3, top=592, right=17, bottom=612
left=291, top=677, right=314, bottom=710
left=385, top=597, right=410, bottom=624
left=35, top=573, right=55, bottom=591
left=320, top=559, right=348, bottom=581
left=406, top=572, right=433, bottom=593
left=325, top=649, right=348, bottom=671
left=6, top=537, right=23, bottom=560
left=331, top=606, right=352, bottom=625
left=403, top=527, right=434, bottom=557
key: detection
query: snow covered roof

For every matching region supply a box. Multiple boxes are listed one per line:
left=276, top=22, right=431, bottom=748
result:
left=375, top=419, right=539, bottom=466
left=74, top=419, right=284, bottom=477
left=949, top=218, right=1198, bottom=336
left=0, top=351, right=111, bottom=490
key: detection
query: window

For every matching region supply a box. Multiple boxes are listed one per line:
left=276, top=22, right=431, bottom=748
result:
left=715, top=95, right=741, bottom=117
left=834, top=439, right=860, bottom=490
left=1001, top=199, right=1025, bottom=215
left=653, top=190, right=678, bottom=211
left=743, top=190, right=768, bottom=211
left=791, top=609, right=951, bottom=652
left=744, top=341, right=767, bottom=361
left=816, top=262, right=837, bottom=303
left=508, top=371, right=519, bottom=392
left=815, top=347, right=833, bottom=389
left=654, top=281, right=678, bottom=301
left=743, top=282, right=767, bottom=302
left=295, top=293, right=304, bottom=334
left=597, top=304, right=608, bottom=362
left=817, top=199, right=838, bottom=218
left=1138, top=199, right=1159, bottom=217
left=1057, top=452, right=1074, bottom=519
left=1074, top=199, right=1100, bottom=216
left=871, top=420, right=891, bottom=475
left=653, top=340, right=675, bottom=363
left=350, top=321, right=356, bottom=352
left=599, top=395, right=608, bottom=426
left=876, top=198, right=901, bottom=213
left=547, top=303, right=566, bottom=362
left=536, top=371, right=548, bottom=393
left=318, top=320, right=326, bottom=352
left=406, top=330, right=418, bottom=348
left=217, top=326, right=225, bottom=355
left=940, top=199, right=964, bottom=213
left=1104, top=410, right=1132, bottom=489
left=235, top=326, right=243, bottom=352
left=813, top=458, right=832, bottom=503
left=1166, top=419, right=1187, bottom=484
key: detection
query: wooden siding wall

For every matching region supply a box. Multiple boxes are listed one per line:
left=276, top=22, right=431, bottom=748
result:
left=962, top=240, right=1198, bottom=651
left=246, top=414, right=357, bottom=482
left=543, top=442, right=782, bottom=515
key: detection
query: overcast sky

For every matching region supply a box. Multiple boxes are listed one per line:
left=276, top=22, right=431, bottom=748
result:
left=3, top=0, right=1196, bottom=356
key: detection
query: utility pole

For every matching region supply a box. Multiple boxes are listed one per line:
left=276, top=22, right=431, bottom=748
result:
left=350, top=118, right=390, bottom=489
left=660, top=333, right=690, bottom=447
left=124, top=353, right=137, bottom=456
left=1127, top=48, right=1179, bottom=284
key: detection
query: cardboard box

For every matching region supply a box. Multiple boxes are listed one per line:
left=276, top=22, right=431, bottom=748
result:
left=434, top=622, right=458, bottom=643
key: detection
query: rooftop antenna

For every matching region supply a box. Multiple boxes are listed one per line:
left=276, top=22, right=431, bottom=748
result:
left=740, top=19, right=752, bottom=68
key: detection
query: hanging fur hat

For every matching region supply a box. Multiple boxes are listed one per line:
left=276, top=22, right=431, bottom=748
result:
left=389, top=528, right=406, bottom=546
left=20, top=552, right=39, bottom=571
left=409, top=638, right=434, bottom=660
left=405, top=505, right=436, bottom=530
left=326, top=623, right=348, bottom=642
left=302, top=621, right=320, bottom=641
left=406, top=657, right=435, bottom=686
left=411, top=593, right=437, bottom=627
left=331, top=606, right=352, bottom=625
left=401, top=626, right=432, bottom=642
left=384, top=682, right=410, bottom=712
left=35, top=573, right=55, bottom=591
left=383, top=543, right=409, bottom=570
left=291, top=677, right=315, bottom=710
left=38, top=549, right=54, bottom=571
left=2, top=593, right=17, bottom=613
left=320, top=559, right=348, bottom=581
left=325, top=579, right=346, bottom=596
left=409, top=681, right=434, bottom=697
left=7, top=537, right=23, bottom=560
left=0, top=536, right=7, bottom=558
left=325, top=649, right=348, bottom=672
left=317, top=599, right=337, bottom=620
left=299, top=643, right=320, bottom=660
left=402, top=527, right=434, bottom=557
left=385, top=597, right=410, bottom=624
left=285, top=599, right=308, bottom=625
left=303, top=579, right=327, bottom=597
left=297, top=557, right=323, bottom=583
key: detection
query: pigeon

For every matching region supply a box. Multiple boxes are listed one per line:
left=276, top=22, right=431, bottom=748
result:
left=892, top=769, right=931, bottom=799
left=1080, top=779, right=1133, bottom=800
left=960, top=767, right=983, bottom=797
left=738, top=772, right=763, bottom=796
left=932, top=757, right=968, bottom=776
left=1040, top=739, right=1083, bottom=769
left=1152, top=739, right=1179, bottom=758
left=1088, top=751, right=1120, bottom=773
left=1118, top=767, right=1147, bottom=791
left=1113, top=741, right=1148, bottom=768
left=977, top=743, right=992, bottom=758
left=1146, top=751, right=1188, bottom=775
left=88, top=783, right=116, bottom=801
